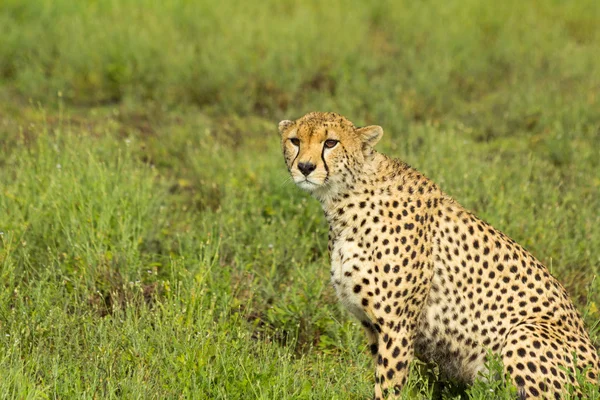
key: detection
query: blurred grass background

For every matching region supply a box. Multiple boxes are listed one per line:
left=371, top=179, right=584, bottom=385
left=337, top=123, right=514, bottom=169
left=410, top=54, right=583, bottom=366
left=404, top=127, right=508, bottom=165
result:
left=0, top=0, right=599, bottom=398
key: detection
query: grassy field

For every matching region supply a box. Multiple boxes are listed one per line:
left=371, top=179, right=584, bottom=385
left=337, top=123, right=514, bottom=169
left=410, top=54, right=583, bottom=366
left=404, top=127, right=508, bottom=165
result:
left=1, top=0, right=599, bottom=398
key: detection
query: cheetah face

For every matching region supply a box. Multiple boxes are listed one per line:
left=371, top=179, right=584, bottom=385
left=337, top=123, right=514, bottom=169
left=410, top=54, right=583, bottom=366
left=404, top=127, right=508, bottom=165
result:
left=279, top=112, right=383, bottom=198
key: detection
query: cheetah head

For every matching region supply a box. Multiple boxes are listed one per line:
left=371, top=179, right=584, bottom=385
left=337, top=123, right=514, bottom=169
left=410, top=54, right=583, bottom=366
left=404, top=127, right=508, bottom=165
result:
left=279, top=112, right=383, bottom=199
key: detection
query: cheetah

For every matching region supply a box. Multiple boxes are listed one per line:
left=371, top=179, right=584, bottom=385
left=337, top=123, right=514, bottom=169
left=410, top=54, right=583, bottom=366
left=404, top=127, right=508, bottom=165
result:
left=279, top=112, right=599, bottom=399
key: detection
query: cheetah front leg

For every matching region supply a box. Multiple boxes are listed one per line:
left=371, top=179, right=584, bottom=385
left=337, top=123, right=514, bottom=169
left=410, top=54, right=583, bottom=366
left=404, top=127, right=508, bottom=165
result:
left=370, top=265, right=433, bottom=398
left=371, top=314, right=419, bottom=399
left=360, top=320, right=403, bottom=399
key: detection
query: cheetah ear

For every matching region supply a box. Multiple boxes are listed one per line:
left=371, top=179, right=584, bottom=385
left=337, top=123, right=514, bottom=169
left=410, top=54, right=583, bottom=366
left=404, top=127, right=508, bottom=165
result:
left=278, top=120, right=294, bottom=135
left=357, top=125, right=383, bottom=148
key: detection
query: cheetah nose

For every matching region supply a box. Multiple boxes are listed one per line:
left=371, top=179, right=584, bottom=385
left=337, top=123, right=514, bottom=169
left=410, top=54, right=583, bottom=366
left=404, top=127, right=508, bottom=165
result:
left=298, top=162, right=316, bottom=176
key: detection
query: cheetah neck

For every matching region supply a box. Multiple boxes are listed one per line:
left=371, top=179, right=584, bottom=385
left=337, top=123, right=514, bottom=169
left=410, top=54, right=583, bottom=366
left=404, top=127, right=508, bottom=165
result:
left=316, top=152, right=407, bottom=236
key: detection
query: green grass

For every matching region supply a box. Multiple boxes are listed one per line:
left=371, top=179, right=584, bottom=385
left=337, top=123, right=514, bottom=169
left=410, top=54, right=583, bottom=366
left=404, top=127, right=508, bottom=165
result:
left=0, top=0, right=599, bottom=398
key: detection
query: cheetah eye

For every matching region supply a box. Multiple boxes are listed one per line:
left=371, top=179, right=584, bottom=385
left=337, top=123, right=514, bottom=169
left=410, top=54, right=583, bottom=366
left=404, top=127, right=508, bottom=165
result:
left=290, top=138, right=300, bottom=146
left=324, top=139, right=338, bottom=149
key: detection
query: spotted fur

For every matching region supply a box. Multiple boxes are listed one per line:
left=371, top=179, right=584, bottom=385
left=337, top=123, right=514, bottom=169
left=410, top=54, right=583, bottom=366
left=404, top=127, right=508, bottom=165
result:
left=279, top=112, right=599, bottom=399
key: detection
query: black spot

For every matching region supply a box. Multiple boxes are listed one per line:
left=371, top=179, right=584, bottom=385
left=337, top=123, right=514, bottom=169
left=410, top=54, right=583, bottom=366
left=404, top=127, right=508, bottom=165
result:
left=514, top=375, right=525, bottom=386
left=370, top=343, right=378, bottom=355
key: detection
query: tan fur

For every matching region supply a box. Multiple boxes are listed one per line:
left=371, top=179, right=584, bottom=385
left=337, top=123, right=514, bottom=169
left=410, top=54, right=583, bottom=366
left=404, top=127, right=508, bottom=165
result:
left=280, top=112, right=599, bottom=399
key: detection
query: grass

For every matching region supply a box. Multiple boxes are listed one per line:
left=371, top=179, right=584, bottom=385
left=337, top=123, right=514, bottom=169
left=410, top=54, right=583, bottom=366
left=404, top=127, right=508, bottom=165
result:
left=0, top=0, right=599, bottom=398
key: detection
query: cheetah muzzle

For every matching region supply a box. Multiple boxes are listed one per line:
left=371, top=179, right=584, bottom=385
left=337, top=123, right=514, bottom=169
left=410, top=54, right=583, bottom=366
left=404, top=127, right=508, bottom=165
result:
left=279, top=112, right=599, bottom=399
